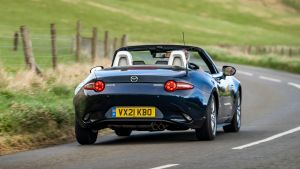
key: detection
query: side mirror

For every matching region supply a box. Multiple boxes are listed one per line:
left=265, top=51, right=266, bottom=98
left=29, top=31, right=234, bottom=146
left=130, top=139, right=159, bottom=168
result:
left=90, top=66, right=104, bottom=73
left=222, top=65, right=236, bottom=76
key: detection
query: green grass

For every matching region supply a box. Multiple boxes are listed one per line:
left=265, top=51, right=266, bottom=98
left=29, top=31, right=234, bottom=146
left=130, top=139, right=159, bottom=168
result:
left=0, top=0, right=299, bottom=72
left=207, top=47, right=300, bottom=74
left=0, top=0, right=299, bottom=45
left=282, top=0, right=300, bottom=12
left=0, top=85, right=74, bottom=134
left=0, top=84, right=76, bottom=154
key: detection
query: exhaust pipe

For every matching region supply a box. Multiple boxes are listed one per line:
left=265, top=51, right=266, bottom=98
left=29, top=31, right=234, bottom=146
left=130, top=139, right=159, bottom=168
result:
left=151, top=122, right=167, bottom=131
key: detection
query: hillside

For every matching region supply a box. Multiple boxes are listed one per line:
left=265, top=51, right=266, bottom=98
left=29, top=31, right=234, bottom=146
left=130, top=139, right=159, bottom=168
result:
left=0, top=0, right=299, bottom=45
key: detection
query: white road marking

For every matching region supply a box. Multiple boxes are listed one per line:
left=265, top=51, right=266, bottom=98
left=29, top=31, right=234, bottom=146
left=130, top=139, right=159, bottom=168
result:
left=238, top=71, right=253, bottom=76
left=259, top=76, right=281, bottom=83
left=288, top=82, right=300, bottom=89
left=232, top=126, right=300, bottom=150
left=150, top=164, right=179, bottom=169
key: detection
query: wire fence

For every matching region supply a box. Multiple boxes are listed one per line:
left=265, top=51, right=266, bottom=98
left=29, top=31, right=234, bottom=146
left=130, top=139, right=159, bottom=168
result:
left=0, top=23, right=299, bottom=74
left=0, top=22, right=127, bottom=73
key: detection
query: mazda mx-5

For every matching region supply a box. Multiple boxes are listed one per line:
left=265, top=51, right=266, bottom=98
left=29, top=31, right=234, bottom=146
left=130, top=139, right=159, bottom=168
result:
left=73, top=45, right=242, bottom=144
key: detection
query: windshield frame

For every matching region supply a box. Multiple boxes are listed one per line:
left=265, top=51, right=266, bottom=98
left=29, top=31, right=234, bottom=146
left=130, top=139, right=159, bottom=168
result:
left=112, top=45, right=219, bottom=74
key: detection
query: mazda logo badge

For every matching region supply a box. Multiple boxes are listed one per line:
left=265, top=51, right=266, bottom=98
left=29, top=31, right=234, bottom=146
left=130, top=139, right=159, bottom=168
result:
left=130, top=76, right=138, bottom=82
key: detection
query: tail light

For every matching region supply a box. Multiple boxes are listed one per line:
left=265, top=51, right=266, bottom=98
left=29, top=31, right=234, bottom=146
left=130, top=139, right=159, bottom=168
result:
left=164, top=80, right=193, bottom=92
left=164, top=80, right=177, bottom=92
left=84, top=80, right=105, bottom=92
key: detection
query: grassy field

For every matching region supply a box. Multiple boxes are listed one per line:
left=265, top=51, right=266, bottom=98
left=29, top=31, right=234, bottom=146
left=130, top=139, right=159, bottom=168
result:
left=0, top=0, right=299, bottom=72
left=0, top=0, right=299, bottom=45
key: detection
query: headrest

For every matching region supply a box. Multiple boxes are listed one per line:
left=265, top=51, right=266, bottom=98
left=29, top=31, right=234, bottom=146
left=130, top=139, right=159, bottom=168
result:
left=168, top=50, right=187, bottom=67
left=112, top=51, right=133, bottom=67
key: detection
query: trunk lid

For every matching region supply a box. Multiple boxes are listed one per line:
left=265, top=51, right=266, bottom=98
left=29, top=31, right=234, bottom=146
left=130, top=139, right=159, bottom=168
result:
left=93, top=66, right=186, bottom=83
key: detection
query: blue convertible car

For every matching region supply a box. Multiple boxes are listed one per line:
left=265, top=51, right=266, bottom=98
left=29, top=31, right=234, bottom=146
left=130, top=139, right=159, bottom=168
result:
left=73, top=45, right=242, bottom=144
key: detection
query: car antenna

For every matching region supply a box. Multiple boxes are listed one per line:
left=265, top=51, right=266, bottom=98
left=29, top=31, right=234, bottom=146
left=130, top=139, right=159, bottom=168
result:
left=182, top=32, right=186, bottom=45
left=182, top=32, right=189, bottom=76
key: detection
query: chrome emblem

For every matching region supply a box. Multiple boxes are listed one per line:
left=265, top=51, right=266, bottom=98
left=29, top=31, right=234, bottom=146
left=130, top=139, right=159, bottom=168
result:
left=130, top=76, right=138, bottom=82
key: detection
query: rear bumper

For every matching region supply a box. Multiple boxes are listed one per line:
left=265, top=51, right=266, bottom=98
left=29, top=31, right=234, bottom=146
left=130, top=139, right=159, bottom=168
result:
left=74, top=89, right=209, bottom=130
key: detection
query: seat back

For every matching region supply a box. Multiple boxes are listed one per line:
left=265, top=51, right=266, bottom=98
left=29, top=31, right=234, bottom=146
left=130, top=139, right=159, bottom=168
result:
left=112, top=51, right=133, bottom=67
left=168, top=50, right=187, bottom=67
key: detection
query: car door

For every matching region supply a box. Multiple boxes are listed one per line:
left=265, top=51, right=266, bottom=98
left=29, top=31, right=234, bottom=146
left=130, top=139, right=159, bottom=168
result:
left=209, top=72, right=229, bottom=123
left=198, top=50, right=234, bottom=123
left=215, top=74, right=234, bottom=120
left=189, top=50, right=228, bottom=123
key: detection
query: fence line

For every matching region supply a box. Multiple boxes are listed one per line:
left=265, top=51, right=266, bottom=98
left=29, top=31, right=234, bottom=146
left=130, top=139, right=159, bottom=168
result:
left=0, top=21, right=129, bottom=74
left=0, top=24, right=74, bottom=30
left=0, top=46, right=72, bottom=49
left=0, top=55, right=73, bottom=58
left=0, top=36, right=73, bottom=41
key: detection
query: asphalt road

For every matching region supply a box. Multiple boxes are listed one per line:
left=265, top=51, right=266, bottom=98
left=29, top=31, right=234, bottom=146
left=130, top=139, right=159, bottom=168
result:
left=1, top=63, right=300, bottom=169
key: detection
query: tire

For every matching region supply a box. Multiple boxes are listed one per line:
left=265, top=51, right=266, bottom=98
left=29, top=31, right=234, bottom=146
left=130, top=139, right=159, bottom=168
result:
left=114, top=129, right=132, bottom=136
left=195, top=95, right=217, bottom=140
left=223, top=91, right=241, bottom=132
left=75, top=121, right=98, bottom=145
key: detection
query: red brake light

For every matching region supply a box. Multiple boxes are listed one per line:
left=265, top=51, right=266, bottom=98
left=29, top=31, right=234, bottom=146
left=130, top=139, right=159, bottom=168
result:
left=165, top=80, right=177, bottom=92
left=84, top=80, right=105, bottom=92
left=164, top=80, right=193, bottom=92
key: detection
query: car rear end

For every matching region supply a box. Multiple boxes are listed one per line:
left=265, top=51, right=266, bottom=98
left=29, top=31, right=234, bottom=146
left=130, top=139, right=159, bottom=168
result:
left=74, top=66, right=210, bottom=131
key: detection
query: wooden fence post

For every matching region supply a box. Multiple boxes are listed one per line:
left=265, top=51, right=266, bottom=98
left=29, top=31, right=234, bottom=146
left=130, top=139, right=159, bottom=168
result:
left=113, top=37, right=118, bottom=53
left=120, top=34, right=127, bottom=47
left=76, top=20, right=81, bottom=62
left=91, top=27, right=98, bottom=64
left=104, top=31, right=109, bottom=58
left=20, top=26, right=30, bottom=68
left=247, top=45, right=252, bottom=54
left=13, top=32, right=19, bottom=51
left=20, top=26, right=42, bottom=75
left=50, top=23, right=57, bottom=69
left=288, top=48, right=292, bottom=57
left=281, top=47, right=284, bottom=55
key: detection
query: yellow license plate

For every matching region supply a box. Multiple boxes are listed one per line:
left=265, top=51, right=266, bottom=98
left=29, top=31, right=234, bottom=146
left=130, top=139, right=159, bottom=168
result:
left=112, top=107, right=156, bottom=118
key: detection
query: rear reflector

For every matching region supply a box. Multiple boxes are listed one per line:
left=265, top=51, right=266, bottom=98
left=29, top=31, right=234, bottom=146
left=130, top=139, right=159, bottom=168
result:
left=176, top=82, right=194, bottom=90
left=84, top=80, right=105, bottom=92
left=164, top=80, right=193, bottom=92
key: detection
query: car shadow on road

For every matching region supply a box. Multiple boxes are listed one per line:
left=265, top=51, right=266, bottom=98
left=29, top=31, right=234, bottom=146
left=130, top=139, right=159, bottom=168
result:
left=95, top=130, right=227, bottom=146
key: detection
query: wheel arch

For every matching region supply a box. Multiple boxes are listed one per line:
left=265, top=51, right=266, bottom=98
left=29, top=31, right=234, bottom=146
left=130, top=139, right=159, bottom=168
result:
left=238, top=85, right=242, bottom=104
left=212, top=88, right=219, bottom=117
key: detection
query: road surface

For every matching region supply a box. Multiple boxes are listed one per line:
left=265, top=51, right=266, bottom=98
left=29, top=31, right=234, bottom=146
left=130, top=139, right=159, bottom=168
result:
left=1, top=63, right=300, bottom=169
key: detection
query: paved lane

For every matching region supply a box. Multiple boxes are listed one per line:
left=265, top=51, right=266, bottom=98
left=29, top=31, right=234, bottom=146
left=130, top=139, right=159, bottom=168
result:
left=1, top=64, right=299, bottom=169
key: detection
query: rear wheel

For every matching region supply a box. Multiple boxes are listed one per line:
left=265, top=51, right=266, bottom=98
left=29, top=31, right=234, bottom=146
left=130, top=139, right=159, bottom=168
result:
left=195, top=95, right=217, bottom=140
left=223, top=91, right=241, bottom=132
left=114, top=129, right=132, bottom=136
left=75, top=121, right=98, bottom=145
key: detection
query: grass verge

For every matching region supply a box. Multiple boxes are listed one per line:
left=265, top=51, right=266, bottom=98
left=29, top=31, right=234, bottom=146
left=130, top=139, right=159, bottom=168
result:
left=0, top=61, right=112, bottom=155
left=206, top=47, right=300, bottom=74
